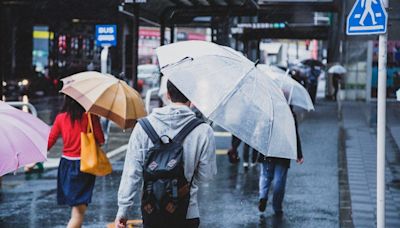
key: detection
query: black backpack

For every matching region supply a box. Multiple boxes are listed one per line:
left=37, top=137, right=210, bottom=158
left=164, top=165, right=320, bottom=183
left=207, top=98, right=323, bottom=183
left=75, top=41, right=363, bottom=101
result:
left=138, top=117, right=204, bottom=228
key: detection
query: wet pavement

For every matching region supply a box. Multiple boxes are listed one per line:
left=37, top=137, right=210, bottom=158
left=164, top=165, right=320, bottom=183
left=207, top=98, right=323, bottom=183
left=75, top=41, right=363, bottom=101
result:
left=342, top=101, right=400, bottom=228
left=0, top=99, right=340, bottom=227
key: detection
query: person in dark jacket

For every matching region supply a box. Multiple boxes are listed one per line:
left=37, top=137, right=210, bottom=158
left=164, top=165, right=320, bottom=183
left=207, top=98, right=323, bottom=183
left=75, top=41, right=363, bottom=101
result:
left=258, top=108, right=304, bottom=216
left=332, top=73, right=342, bottom=101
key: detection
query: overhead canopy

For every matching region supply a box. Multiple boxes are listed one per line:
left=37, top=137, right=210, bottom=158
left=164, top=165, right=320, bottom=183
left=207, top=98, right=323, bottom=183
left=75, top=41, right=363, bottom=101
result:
left=138, top=0, right=339, bottom=26
left=2, top=0, right=340, bottom=28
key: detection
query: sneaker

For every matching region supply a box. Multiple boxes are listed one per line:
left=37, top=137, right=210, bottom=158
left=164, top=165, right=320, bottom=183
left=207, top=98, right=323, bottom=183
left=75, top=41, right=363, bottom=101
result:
left=243, top=162, right=249, bottom=169
left=258, top=198, right=267, bottom=212
left=250, top=162, right=257, bottom=167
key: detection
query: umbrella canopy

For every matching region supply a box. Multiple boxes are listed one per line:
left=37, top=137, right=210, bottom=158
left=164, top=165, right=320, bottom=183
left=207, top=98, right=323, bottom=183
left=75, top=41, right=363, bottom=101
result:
left=158, top=76, right=170, bottom=106
left=397, top=89, right=400, bottom=101
left=0, top=101, right=50, bottom=176
left=328, top=64, right=347, bottom=74
left=61, top=71, right=147, bottom=129
left=157, top=41, right=297, bottom=160
left=301, top=59, right=325, bottom=68
left=258, top=64, right=314, bottom=111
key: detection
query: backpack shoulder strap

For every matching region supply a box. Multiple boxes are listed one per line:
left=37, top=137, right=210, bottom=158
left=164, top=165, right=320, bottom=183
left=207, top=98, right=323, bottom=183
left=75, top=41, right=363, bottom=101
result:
left=138, top=118, right=160, bottom=144
left=173, top=118, right=204, bottom=143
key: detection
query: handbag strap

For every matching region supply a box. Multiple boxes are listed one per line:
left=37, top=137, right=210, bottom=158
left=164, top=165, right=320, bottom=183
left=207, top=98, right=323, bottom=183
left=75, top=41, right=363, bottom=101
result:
left=86, top=112, right=94, bottom=133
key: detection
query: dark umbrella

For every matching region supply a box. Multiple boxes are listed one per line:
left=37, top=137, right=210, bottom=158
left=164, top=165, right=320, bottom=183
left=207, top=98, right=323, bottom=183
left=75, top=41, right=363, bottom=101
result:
left=301, top=59, right=325, bottom=68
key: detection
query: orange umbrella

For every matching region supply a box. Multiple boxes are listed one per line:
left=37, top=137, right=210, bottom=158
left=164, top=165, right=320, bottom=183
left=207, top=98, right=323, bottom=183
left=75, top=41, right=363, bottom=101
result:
left=61, top=71, right=147, bottom=129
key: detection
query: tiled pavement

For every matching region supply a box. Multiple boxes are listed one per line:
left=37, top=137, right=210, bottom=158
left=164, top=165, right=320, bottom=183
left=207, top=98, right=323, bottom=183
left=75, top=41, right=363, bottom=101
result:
left=342, top=102, right=400, bottom=228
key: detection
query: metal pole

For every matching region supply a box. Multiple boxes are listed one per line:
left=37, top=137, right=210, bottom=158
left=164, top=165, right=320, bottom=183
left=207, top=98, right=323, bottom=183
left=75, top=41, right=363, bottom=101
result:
left=170, top=25, right=175, bottom=44
left=132, top=4, right=139, bottom=90
left=160, top=17, right=165, bottom=46
left=101, top=46, right=109, bottom=74
left=377, top=1, right=388, bottom=227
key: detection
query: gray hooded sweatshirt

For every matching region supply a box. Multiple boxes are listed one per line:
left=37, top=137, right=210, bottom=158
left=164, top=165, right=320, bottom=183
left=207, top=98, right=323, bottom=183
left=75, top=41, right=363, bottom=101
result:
left=116, top=104, right=217, bottom=220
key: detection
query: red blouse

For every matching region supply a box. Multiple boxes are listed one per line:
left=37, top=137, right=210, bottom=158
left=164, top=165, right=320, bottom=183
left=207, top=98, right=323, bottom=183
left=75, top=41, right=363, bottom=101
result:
left=48, top=112, right=105, bottom=158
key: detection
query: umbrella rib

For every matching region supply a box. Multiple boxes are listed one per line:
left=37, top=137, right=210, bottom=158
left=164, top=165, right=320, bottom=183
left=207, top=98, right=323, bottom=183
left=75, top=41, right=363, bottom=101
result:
left=107, top=82, right=121, bottom=120
left=1, top=122, right=46, bottom=169
left=207, top=66, right=256, bottom=118
left=2, top=118, right=48, bottom=155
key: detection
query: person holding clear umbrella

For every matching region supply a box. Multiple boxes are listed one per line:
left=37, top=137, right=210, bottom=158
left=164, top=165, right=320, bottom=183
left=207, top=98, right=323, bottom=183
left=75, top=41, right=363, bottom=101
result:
left=256, top=65, right=313, bottom=216
left=258, top=107, right=304, bottom=215
left=328, top=64, right=347, bottom=101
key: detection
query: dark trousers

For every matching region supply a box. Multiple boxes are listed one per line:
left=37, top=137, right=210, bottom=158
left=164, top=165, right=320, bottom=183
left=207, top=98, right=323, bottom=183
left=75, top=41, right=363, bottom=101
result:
left=231, top=136, right=258, bottom=163
left=231, top=135, right=241, bottom=149
left=332, top=77, right=340, bottom=101
left=243, top=143, right=259, bottom=163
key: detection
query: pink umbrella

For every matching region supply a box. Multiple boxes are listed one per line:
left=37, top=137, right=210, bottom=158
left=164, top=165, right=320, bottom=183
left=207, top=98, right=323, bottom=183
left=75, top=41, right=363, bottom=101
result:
left=0, top=101, right=50, bottom=176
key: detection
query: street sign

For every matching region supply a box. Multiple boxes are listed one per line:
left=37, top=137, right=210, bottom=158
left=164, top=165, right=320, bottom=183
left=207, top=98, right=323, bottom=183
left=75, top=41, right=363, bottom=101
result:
left=95, top=25, right=117, bottom=47
left=346, top=0, right=388, bottom=35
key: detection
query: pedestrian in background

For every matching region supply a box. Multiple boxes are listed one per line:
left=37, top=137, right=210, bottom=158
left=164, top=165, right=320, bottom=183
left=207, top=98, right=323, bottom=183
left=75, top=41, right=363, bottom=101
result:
left=258, top=108, right=304, bottom=216
left=332, top=73, right=342, bottom=101
left=48, top=95, right=104, bottom=228
left=227, top=136, right=258, bottom=169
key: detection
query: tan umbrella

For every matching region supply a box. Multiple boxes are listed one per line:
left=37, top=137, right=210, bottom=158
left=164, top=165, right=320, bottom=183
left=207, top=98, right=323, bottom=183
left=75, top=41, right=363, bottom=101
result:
left=61, top=71, right=147, bottom=129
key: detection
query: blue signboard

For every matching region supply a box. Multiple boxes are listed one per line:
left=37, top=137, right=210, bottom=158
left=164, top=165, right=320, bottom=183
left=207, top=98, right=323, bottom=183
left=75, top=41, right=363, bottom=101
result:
left=346, top=0, right=387, bottom=35
left=95, top=25, right=117, bottom=47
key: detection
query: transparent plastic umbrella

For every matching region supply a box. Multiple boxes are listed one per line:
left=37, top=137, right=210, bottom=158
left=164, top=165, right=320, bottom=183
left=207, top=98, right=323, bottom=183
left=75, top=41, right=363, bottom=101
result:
left=328, top=64, right=347, bottom=74
left=258, top=64, right=314, bottom=111
left=157, top=41, right=297, bottom=159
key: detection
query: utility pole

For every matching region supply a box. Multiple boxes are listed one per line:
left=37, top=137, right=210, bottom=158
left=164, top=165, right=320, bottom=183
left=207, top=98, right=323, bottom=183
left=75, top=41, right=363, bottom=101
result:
left=377, top=1, right=388, bottom=227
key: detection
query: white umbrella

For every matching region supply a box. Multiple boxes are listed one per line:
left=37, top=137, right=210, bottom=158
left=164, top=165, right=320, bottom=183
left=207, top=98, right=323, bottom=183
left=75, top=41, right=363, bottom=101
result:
left=397, top=89, right=400, bottom=101
left=158, top=76, right=170, bottom=105
left=157, top=41, right=297, bottom=160
left=258, top=64, right=314, bottom=111
left=328, top=64, right=347, bottom=74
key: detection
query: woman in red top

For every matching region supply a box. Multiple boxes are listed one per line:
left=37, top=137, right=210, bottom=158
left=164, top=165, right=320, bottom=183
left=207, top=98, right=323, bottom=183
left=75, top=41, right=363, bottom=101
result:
left=48, top=95, right=104, bottom=228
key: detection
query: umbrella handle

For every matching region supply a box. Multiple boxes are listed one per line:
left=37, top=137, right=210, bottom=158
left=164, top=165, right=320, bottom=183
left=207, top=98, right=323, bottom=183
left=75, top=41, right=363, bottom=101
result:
left=288, top=85, right=294, bottom=104
left=14, top=152, right=19, bottom=175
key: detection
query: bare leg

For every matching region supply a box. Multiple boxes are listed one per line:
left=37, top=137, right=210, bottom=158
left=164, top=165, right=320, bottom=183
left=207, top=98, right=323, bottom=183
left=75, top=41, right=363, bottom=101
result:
left=67, top=204, right=87, bottom=228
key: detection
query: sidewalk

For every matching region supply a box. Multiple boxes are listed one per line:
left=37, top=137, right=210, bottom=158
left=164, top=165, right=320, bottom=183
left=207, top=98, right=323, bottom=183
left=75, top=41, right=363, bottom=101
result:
left=342, top=101, right=400, bottom=228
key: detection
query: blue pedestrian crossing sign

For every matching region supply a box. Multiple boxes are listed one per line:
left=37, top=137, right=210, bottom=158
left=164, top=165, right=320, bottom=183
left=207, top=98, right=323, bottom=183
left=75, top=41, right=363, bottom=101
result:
left=347, top=0, right=388, bottom=35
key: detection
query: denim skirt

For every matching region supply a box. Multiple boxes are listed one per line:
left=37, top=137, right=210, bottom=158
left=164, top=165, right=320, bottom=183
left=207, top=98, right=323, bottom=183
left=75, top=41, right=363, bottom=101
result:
left=57, top=158, right=96, bottom=206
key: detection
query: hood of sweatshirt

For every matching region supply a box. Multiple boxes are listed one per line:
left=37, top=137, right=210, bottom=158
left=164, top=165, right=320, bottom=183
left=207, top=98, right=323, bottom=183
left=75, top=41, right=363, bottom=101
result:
left=148, top=104, right=196, bottom=133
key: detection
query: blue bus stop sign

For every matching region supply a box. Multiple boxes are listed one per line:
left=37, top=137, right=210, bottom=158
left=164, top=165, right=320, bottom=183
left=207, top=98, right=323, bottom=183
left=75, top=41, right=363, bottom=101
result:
left=95, top=25, right=117, bottom=47
left=346, top=0, right=388, bottom=35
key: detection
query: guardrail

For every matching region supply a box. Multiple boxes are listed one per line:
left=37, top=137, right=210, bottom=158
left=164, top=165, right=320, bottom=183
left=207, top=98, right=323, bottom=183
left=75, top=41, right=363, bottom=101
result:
left=6, top=101, right=38, bottom=117
left=144, top=87, right=160, bottom=114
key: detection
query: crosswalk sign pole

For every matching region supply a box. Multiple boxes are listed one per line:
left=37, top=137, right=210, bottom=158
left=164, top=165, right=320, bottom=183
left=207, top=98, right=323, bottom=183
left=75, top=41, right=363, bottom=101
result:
left=347, top=0, right=389, bottom=227
left=377, top=1, right=388, bottom=227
